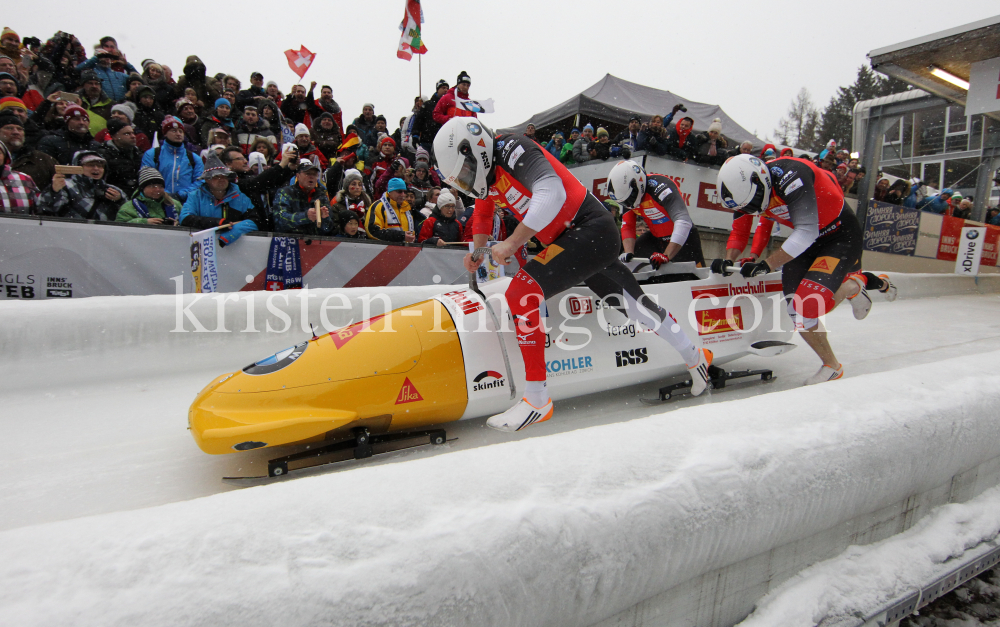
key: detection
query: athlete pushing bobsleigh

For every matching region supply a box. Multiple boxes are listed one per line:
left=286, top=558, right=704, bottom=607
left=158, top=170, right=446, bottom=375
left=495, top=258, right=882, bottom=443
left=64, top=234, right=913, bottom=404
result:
left=433, top=118, right=712, bottom=433
left=714, top=154, right=897, bottom=385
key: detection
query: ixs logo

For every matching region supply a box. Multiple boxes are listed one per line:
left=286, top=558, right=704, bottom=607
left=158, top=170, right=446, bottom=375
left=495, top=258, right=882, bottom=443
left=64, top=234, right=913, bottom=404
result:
left=567, top=295, right=592, bottom=315
left=696, top=307, right=743, bottom=336
left=546, top=355, right=593, bottom=377
left=615, top=347, right=648, bottom=367
left=691, top=279, right=782, bottom=299
left=473, top=370, right=507, bottom=391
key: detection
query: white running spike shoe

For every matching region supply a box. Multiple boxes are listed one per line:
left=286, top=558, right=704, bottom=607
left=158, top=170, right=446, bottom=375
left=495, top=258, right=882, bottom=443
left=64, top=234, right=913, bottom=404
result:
left=846, top=275, right=872, bottom=320
left=486, top=397, right=554, bottom=432
left=878, top=274, right=898, bottom=302
left=805, top=363, right=844, bottom=385
left=689, top=348, right=714, bottom=397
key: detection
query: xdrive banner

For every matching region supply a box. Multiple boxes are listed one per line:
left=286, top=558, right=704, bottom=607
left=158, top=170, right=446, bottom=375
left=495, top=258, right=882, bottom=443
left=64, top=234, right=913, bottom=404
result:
left=190, top=227, right=221, bottom=294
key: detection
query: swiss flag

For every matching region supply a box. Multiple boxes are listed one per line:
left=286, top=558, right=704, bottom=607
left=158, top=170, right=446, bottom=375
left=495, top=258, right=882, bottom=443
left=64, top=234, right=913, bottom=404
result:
left=285, top=46, right=315, bottom=80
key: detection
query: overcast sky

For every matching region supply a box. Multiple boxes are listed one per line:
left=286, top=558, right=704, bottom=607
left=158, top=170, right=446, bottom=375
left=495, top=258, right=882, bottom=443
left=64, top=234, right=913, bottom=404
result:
left=8, top=1, right=998, bottom=139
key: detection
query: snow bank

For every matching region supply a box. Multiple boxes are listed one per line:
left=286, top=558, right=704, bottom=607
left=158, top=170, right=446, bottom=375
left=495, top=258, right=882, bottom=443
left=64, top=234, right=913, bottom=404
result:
left=2, top=351, right=999, bottom=627
left=737, top=485, right=1000, bottom=627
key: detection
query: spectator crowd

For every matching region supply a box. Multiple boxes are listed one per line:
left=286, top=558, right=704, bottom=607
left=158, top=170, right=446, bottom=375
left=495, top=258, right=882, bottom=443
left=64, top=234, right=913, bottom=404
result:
left=1, top=26, right=998, bottom=248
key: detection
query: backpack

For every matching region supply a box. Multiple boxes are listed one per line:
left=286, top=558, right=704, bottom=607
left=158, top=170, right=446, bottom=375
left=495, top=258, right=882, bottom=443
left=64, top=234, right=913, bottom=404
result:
left=154, top=144, right=196, bottom=170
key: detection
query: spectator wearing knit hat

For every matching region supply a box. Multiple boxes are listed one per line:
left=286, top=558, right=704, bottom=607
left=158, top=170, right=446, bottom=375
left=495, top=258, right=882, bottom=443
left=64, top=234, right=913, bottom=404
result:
left=0, top=96, right=44, bottom=150
left=75, top=69, right=114, bottom=135
left=589, top=127, right=612, bottom=161
left=140, top=61, right=176, bottom=112
left=332, top=168, right=372, bottom=225
left=272, top=159, right=336, bottom=236
left=38, top=150, right=124, bottom=220
left=0, top=110, right=57, bottom=189
left=691, top=118, right=729, bottom=166
left=432, top=71, right=476, bottom=125
left=95, top=104, right=150, bottom=151
left=370, top=135, right=401, bottom=196
left=175, top=56, right=220, bottom=112
left=99, top=118, right=143, bottom=197
left=116, top=166, right=183, bottom=225
left=179, top=152, right=257, bottom=246
left=352, top=104, right=378, bottom=149
left=0, top=71, right=18, bottom=99
left=141, top=116, right=204, bottom=201
left=415, top=79, right=449, bottom=152
left=0, top=138, right=39, bottom=214
left=311, top=112, right=342, bottom=161
left=36, top=104, right=101, bottom=164
left=132, top=85, right=165, bottom=142
left=573, top=124, right=595, bottom=163
left=417, top=189, right=463, bottom=247
left=336, top=210, right=365, bottom=239
left=365, top=176, right=415, bottom=242
left=200, top=98, right=235, bottom=148
left=292, top=122, right=328, bottom=169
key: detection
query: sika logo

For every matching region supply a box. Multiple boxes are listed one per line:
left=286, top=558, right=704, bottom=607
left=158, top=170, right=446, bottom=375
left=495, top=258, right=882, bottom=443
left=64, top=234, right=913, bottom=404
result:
left=395, top=378, right=424, bottom=404
left=615, top=347, right=648, bottom=367
left=473, top=370, right=506, bottom=391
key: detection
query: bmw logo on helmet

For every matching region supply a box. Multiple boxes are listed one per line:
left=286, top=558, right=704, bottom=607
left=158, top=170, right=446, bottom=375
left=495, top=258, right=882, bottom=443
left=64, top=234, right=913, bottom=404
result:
left=466, top=122, right=482, bottom=136
left=632, top=164, right=642, bottom=174
left=749, top=157, right=762, bottom=167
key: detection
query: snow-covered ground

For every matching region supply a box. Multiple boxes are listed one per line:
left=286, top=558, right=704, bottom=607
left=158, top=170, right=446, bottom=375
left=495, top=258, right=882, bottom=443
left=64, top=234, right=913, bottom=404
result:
left=1, top=286, right=999, bottom=626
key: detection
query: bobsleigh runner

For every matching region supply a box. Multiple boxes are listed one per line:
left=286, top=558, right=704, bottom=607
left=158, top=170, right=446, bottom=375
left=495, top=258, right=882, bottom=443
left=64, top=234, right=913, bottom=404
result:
left=189, top=258, right=796, bottom=481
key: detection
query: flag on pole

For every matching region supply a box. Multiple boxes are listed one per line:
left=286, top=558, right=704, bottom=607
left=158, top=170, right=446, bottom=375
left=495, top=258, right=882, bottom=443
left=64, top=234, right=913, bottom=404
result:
left=285, top=46, right=315, bottom=79
left=397, top=0, right=428, bottom=61
left=456, top=96, right=496, bottom=114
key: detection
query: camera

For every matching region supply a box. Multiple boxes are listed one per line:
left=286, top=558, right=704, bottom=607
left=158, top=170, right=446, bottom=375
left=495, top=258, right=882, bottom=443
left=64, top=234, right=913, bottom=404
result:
left=677, top=104, right=688, bottom=113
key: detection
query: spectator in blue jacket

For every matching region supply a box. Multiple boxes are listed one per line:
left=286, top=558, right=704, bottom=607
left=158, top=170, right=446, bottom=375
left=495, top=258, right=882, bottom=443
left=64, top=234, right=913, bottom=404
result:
left=917, top=187, right=953, bottom=214
left=75, top=43, right=137, bottom=103
left=141, top=116, right=203, bottom=202
left=179, top=152, right=256, bottom=246
left=544, top=131, right=565, bottom=159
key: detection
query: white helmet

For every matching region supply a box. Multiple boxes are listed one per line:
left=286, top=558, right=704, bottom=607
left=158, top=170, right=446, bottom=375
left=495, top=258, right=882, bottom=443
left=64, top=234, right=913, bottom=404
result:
left=607, top=160, right=647, bottom=209
left=717, top=154, right=772, bottom=213
left=433, top=117, right=494, bottom=199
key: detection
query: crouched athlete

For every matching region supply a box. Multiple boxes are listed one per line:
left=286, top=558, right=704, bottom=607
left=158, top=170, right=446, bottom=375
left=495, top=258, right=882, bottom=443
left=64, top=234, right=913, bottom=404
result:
left=433, top=118, right=713, bottom=432
left=607, top=160, right=706, bottom=268
left=716, top=154, right=897, bottom=384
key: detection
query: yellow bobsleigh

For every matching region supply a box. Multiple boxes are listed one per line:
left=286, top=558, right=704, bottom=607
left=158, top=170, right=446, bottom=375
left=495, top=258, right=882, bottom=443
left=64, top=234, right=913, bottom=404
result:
left=190, top=261, right=796, bottom=478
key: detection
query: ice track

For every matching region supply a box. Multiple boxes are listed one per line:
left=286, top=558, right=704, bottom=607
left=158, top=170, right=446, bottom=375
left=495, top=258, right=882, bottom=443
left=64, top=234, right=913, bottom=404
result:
left=1, top=278, right=999, bottom=626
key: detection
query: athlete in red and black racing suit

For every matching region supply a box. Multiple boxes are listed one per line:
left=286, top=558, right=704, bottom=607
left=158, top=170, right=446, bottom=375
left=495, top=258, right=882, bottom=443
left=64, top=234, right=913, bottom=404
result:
left=717, top=155, right=894, bottom=384
left=620, top=173, right=706, bottom=266
left=438, top=121, right=712, bottom=431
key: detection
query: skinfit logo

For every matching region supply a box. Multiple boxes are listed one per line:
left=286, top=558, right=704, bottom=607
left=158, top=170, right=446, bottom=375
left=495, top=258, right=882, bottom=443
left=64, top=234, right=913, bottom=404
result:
left=615, top=347, right=648, bottom=367
left=473, top=370, right=506, bottom=391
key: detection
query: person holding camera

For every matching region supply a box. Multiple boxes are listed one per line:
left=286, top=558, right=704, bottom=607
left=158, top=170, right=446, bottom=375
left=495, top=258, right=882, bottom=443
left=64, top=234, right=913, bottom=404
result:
left=115, top=166, right=182, bottom=226
left=38, top=149, right=123, bottom=220
left=636, top=104, right=686, bottom=154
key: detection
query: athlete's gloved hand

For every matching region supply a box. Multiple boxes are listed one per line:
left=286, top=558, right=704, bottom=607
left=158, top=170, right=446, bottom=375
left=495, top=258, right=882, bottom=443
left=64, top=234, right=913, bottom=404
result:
left=618, top=252, right=634, bottom=263
left=739, top=259, right=771, bottom=278
left=649, top=253, right=669, bottom=270
left=738, top=256, right=757, bottom=265
left=710, top=258, right=734, bottom=275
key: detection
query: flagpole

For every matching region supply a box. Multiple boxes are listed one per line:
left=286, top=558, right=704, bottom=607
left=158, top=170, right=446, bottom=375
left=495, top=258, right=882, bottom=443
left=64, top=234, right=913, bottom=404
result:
left=418, top=54, right=422, bottom=98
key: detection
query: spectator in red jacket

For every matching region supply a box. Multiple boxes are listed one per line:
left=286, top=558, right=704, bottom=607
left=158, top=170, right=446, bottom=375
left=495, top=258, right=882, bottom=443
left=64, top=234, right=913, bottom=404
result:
left=418, top=189, right=463, bottom=246
left=432, top=71, right=476, bottom=125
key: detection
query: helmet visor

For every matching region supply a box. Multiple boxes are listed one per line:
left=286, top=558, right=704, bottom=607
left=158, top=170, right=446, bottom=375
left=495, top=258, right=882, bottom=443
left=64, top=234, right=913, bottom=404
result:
left=445, top=139, right=480, bottom=196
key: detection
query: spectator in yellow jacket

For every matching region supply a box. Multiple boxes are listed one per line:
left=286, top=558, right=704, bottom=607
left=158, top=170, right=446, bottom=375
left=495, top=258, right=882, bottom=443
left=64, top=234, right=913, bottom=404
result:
left=365, top=177, right=415, bottom=242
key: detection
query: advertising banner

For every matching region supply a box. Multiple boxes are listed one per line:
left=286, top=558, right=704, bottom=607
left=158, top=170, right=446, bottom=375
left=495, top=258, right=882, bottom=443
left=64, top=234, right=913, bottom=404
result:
left=190, top=227, right=220, bottom=293
left=862, top=200, right=919, bottom=256
left=955, top=226, right=985, bottom=275
left=0, top=218, right=471, bottom=300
